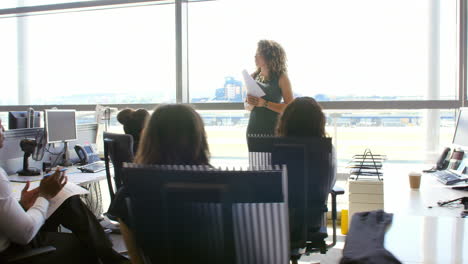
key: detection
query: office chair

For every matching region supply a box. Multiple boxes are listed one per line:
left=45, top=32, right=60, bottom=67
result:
left=5, top=246, right=56, bottom=263
left=122, top=164, right=289, bottom=264
left=103, top=132, right=134, bottom=201
left=5, top=237, right=56, bottom=264
left=247, top=135, right=345, bottom=262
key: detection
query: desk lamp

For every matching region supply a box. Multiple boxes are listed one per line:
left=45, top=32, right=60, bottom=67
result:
left=17, top=138, right=41, bottom=176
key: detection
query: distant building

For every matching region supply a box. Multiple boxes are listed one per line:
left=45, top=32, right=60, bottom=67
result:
left=314, top=94, right=329, bottom=101
left=213, top=76, right=245, bottom=102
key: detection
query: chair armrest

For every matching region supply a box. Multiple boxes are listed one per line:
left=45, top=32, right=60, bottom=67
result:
left=324, top=185, right=345, bottom=250
left=7, top=246, right=56, bottom=263
left=331, top=185, right=345, bottom=196
left=329, top=185, right=345, bottom=220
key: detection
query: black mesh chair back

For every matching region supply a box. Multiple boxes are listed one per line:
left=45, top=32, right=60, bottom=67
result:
left=103, top=132, right=134, bottom=200
left=123, top=164, right=289, bottom=264
left=247, top=135, right=334, bottom=253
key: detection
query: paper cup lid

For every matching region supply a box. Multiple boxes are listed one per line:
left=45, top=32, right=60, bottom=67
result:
left=408, top=171, right=422, bottom=176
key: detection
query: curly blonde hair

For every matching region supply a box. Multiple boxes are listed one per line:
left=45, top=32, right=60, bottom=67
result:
left=254, top=39, right=287, bottom=80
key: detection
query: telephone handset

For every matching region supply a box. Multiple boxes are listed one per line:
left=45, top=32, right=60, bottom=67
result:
left=436, top=147, right=451, bottom=170
left=74, top=144, right=100, bottom=165
left=424, top=147, right=451, bottom=173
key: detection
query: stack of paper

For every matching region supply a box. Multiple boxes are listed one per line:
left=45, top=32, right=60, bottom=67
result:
left=242, top=69, right=265, bottom=97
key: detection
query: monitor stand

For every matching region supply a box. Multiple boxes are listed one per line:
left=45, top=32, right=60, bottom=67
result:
left=59, top=142, right=73, bottom=167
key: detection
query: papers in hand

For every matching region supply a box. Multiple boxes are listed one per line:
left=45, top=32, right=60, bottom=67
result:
left=242, top=69, right=265, bottom=97
left=46, top=182, right=89, bottom=218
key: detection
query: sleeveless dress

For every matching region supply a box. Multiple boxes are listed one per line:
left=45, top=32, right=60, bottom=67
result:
left=246, top=75, right=282, bottom=135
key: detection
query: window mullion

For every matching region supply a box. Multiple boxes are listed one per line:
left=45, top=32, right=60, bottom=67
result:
left=175, top=0, right=188, bottom=103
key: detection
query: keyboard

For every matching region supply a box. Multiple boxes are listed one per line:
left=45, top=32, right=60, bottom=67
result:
left=433, top=170, right=468, bottom=185
left=77, top=161, right=109, bottom=173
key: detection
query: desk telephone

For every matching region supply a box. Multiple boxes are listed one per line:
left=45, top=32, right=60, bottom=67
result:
left=75, top=144, right=108, bottom=173
left=424, top=148, right=468, bottom=185
left=74, top=144, right=100, bottom=165
left=423, top=147, right=451, bottom=173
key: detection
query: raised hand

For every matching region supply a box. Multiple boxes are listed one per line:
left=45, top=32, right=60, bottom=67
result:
left=39, top=168, right=68, bottom=200
left=247, top=95, right=266, bottom=107
left=19, top=181, right=40, bottom=210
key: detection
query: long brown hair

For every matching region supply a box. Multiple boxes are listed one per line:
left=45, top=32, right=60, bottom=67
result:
left=134, top=104, right=210, bottom=165
left=276, top=97, right=326, bottom=138
left=253, top=39, right=287, bottom=81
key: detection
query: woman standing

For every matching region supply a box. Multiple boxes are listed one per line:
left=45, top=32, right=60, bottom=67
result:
left=246, top=39, right=294, bottom=135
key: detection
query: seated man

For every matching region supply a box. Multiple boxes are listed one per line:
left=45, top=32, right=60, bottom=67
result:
left=0, top=118, right=126, bottom=264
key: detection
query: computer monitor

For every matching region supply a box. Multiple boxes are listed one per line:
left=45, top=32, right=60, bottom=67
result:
left=45, top=109, right=77, bottom=143
left=452, top=108, right=468, bottom=148
left=8, top=111, right=41, bottom=129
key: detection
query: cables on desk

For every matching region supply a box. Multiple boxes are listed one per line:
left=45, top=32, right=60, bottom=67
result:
left=437, top=197, right=468, bottom=218
left=437, top=197, right=468, bottom=208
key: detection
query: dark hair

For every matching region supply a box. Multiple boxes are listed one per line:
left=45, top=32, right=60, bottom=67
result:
left=117, top=108, right=149, bottom=152
left=134, top=104, right=210, bottom=165
left=276, top=97, right=326, bottom=138
left=253, top=39, right=287, bottom=81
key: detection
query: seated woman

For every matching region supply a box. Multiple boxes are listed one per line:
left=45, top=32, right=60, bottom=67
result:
left=133, top=104, right=209, bottom=165
left=108, top=104, right=210, bottom=263
left=275, top=96, right=336, bottom=187
left=116, top=108, right=150, bottom=154
left=275, top=97, right=337, bottom=247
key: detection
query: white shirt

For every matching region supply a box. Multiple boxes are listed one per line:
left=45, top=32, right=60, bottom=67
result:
left=0, top=167, right=49, bottom=252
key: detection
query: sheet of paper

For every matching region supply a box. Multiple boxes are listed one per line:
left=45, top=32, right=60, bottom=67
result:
left=242, top=69, right=266, bottom=97
left=66, top=171, right=106, bottom=185
left=46, top=182, right=89, bottom=218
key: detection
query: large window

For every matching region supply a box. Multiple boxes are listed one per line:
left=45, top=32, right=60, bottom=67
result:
left=188, top=0, right=458, bottom=102
left=325, top=110, right=456, bottom=163
left=195, top=109, right=456, bottom=165
left=0, top=18, right=17, bottom=105
left=2, top=3, right=176, bottom=106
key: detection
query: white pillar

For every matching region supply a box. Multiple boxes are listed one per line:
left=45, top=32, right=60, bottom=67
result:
left=175, top=0, right=189, bottom=104
left=425, top=0, right=441, bottom=163
left=17, top=0, right=30, bottom=105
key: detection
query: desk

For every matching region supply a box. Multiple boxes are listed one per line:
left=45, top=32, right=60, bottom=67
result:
left=385, top=215, right=468, bottom=263
left=376, top=165, right=468, bottom=263
left=9, top=166, right=106, bottom=200
left=384, top=164, right=467, bottom=217
left=9, top=166, right=107, bottom=216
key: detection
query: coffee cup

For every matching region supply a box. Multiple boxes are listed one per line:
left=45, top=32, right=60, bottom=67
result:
left=409, top=171, right=422, bottom=189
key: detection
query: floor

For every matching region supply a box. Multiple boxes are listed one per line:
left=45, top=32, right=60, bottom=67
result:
left=298, top=228, right=346, bottom=264
left=104, top=224, right=346, bottom=264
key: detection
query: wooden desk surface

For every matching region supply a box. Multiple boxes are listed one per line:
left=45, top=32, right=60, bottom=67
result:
left=384, top=164, right=467, bottom=217
left=385, top=215, right=468, bottom=263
